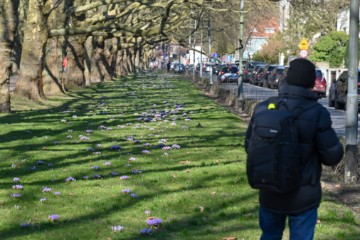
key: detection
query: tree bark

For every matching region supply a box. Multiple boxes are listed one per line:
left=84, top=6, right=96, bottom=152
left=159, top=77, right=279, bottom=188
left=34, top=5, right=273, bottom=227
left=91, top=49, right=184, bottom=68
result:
left=64, top=36, right=86, bottom=89
left=84, top=36, right=93, bottom=86
left=0, top=0, right=18, bottom=113
left=15, top=0, right=48, bottom=101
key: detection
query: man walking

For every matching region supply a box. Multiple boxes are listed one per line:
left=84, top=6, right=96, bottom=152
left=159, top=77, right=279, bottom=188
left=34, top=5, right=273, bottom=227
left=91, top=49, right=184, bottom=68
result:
left=245, top=58, right=344, bottom=240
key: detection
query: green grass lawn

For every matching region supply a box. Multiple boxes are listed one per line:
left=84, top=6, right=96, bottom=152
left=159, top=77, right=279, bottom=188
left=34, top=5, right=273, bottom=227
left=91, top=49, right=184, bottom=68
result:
left=0, top=73, right=359, bottom=240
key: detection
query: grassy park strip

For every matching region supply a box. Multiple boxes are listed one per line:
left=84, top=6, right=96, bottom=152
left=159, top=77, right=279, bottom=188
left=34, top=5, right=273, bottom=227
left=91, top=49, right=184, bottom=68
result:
left=0, top=73, right=359, bottom=239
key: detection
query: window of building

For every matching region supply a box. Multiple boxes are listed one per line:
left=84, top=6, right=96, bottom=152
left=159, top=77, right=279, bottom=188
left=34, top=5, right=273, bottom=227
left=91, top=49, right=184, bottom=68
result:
left=265, top=28, right=275, bottom=34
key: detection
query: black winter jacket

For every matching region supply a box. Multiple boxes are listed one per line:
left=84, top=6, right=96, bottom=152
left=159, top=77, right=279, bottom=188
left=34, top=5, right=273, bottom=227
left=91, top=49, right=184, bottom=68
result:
left=245, top=83, right=344, bottom=214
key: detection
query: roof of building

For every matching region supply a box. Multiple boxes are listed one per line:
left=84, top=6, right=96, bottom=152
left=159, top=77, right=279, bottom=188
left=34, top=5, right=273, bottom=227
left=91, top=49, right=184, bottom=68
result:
left=250, top=18, right=279, bottom=38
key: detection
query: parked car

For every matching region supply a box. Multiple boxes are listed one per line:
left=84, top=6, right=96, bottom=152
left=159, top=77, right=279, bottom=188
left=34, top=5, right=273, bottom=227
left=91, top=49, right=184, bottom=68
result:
left=219, top=66, right=239, bottom=84
left=212, top=64, right=221, bottom=75
left=261, top=64, right=277, bottom=88
left=328, top=70, right=360, bottom=109
left=244, top=61, right=266, bottom=83
left=186, top=64, right=194, bottom=71
left=277, top=66, right=289, bottom=89
left=204, top=63, right=212, bottom=72
left=250, top=66, right=266, bottom=86
left=310, top=69, right=327, bottom=98
left=217, top=66, right=231, bottom=80
left=172, top=63, right=185, bottom=74
left=267, top=66, right=286, bottom=89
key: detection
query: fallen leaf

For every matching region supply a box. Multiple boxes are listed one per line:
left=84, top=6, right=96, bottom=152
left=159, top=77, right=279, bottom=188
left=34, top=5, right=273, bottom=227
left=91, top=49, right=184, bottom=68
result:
left=184, top=169, right=190, bottom=173
left=199, top=206, right=205, bottom=212
left=172, top=174, right=177, bottom=178
left=317, top=219, right=321, bottom=224
left=335, top=184, right=341, bottom=188
left=222, top=237, right=237, bottom=240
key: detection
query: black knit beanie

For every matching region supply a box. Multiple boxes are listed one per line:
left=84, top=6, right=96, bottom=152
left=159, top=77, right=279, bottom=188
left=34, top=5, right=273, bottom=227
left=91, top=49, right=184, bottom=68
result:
left=286, top=58, right=316, bottom=88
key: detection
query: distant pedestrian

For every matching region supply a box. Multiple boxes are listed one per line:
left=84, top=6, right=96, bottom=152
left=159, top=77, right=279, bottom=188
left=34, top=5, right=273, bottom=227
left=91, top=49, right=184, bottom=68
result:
left=62, top=56, right=68, bottom=73
left=167, top=62, right=171, bottom=72
left=245, top=58, right=344, bottom=240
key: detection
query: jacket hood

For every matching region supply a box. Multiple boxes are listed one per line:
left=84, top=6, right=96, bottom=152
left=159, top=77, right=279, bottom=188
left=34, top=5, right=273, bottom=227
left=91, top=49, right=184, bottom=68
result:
left=279, top=83, right=319, bottom=101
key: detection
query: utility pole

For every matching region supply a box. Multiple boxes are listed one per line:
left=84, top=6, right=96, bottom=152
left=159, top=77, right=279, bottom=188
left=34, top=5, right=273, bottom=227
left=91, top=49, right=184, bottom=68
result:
left=193, top=19, right=197, bottom=80
left=208, top=1, right=213, bottom=85
left=345, top=0, right=359, bottom=184
left=237, top=0, right=244, bottom=109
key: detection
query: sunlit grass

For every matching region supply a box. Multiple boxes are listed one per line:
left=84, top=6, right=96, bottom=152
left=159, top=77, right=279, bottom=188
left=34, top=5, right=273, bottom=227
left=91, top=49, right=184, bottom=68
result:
left=0, top=73, right=359, bottom=239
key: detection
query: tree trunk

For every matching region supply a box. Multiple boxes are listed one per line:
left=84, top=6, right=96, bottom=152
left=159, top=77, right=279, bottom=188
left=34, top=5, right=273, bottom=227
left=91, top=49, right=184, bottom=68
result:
left=84, top=36, right=93, bottom=86
left=64, top=36, right=86, bottom=89
left=15, top=0, right=48, bottom=101
left=0, top=0, right=18, bottom=112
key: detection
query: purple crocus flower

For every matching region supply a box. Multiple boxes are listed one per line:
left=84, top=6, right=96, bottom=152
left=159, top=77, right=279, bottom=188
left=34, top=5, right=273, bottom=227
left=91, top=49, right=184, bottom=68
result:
left=37, top=160, right=46, bottom=165
left=111, top=145, right=121, bottom=150
left=162, top=146, right=171, bottom=150
left=92, top=166, right=100, bottom=170
left=121, top=189, right=131, bottom=194
left=104, top=161, right=112, bottom=166
left=158, top=143, right=165, bottom=148
left=142, top=150, right=150, bottom=154
left=48, top=214, right=60, bottom=222
left=54, top=192, right=61, bottom=196
left=93, top=174, right=103, bottom=179
left=40, top=198, right=47, bottom=202
left=146, top=218, right=162, bottom=227
left=79, top=135, right=90, bottom=141
left=85, top=129, right=93, bottom=133
left=120, top=175, right=130, bottom=180
left=42, top=187, right=52, bottom=192
left=111, top=225, right=124, bottom=232
left=12, top=185, right=24, bottom=190
left=131, top=169, right=142, bottom=174
left=110, top=171, right=119, bottom=177
left=128, top=157, right=136, bottom=162
left=145, top=210, right=151, bottom=215
left=140, top=228, right=152, bottom=235
left=171, top=144, right=180, bottom=149
left=11, top=193, right=21, bottom=198
left=130, top=193, right=139, bottom=198
left=65, top=177, right=76, bottom=182
left=13, top=177, right=20, bottom=182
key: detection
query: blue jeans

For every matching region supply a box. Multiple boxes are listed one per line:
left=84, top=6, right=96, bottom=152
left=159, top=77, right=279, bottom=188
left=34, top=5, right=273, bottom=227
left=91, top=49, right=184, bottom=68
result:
left=259, top=206, right=317, bottom=240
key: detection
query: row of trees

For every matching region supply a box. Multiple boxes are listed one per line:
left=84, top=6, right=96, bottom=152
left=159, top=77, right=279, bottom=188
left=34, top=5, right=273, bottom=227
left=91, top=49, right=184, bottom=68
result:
left=1, top=0, right=228, bottom=113
left=0, top=0, right=350, bottom=114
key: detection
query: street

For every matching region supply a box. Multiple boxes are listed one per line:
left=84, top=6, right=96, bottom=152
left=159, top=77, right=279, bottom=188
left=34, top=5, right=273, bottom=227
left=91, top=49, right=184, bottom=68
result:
left=219, top=81, right=358, bottom=141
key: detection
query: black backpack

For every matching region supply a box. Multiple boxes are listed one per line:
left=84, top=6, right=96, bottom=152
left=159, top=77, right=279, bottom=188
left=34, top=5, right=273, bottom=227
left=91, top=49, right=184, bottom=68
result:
left=246, top=97, right=317, bottom=193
